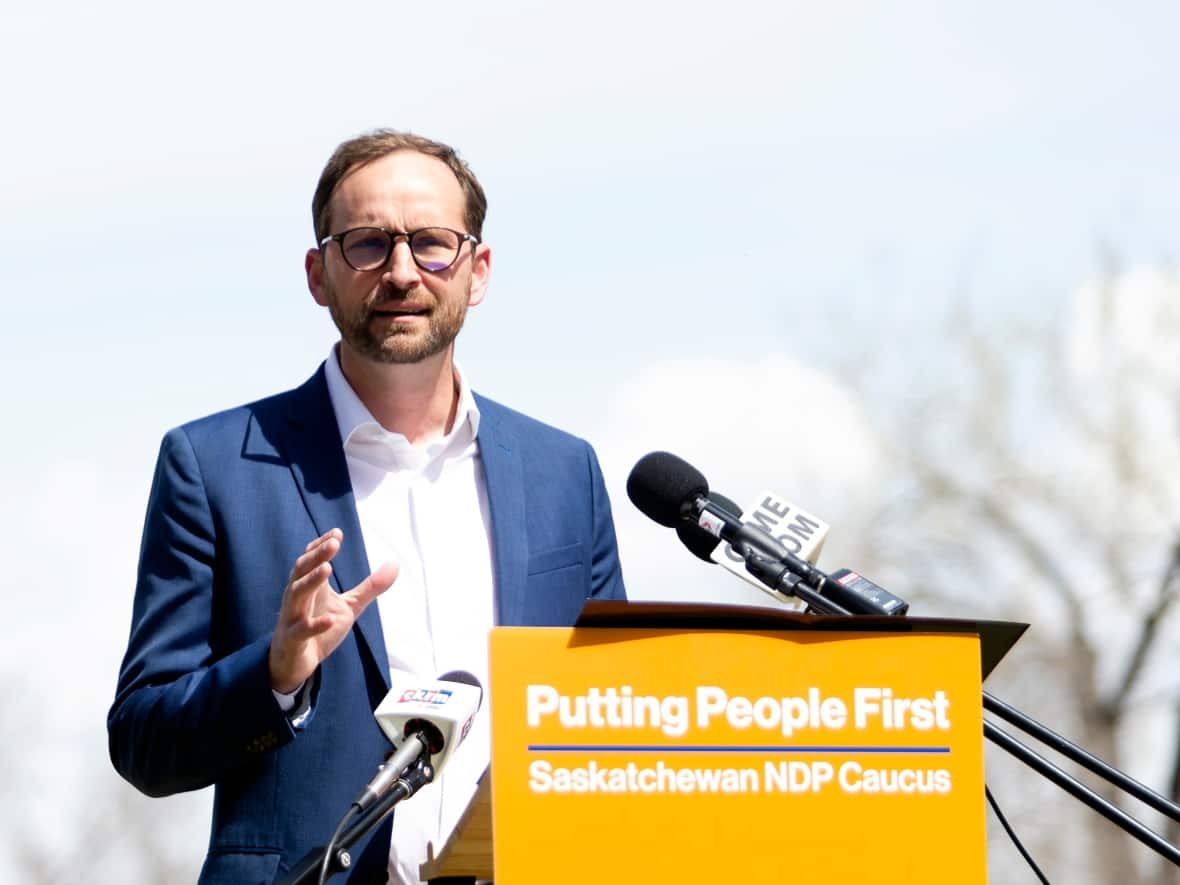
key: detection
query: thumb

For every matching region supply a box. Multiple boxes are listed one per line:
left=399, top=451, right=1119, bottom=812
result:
left=347, top=559, right=400, bottom=611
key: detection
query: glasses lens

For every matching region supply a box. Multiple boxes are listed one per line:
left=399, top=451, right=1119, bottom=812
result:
left=340, top=228, right=393, bottom=270
left=411, top=228, right=462, bottom=272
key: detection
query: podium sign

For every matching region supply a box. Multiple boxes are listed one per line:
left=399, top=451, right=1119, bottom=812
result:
left=490, top=625, right=986, bottom=884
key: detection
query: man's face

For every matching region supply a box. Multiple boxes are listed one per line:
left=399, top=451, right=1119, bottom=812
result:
left=306, top=150, right=490, bottom=365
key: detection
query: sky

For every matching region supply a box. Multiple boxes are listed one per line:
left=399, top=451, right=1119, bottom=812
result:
left=3, top=1, right=1179, bottom=879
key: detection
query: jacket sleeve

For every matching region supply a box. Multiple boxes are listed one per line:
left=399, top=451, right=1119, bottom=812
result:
left=586, top=442, right=627, bottom=602
left=107, top=427, right=302, bottom=797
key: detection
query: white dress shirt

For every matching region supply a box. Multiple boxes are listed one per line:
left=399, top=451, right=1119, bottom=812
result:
left=324, top=347, right=496, bottom=885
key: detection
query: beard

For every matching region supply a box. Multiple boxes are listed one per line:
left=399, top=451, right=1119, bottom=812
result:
left=325, top=278, right=470, bottom=365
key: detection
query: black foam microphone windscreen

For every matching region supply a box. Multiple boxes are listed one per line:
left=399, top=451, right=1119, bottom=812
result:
left=438, top=670, right=482, bottom=695
left=626, top=452, right=709, bottom=527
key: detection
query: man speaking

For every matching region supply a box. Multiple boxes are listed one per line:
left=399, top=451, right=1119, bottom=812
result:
left=108, top=130, right=627, bottom=884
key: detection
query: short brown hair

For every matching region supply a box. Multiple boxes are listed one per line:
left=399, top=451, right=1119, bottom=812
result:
left=311, top=129, right=488, bottom=243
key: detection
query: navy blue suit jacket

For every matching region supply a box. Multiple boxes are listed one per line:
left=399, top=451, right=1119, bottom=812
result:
left=108, top=366, right=626, bottom=884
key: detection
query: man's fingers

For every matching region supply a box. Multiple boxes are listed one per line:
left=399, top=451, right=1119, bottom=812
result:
left=288, top=534, right=340, bottom=584
left=303, top=527, right=342, bottom=554
left=344, top=560, right=400, bottom=610
left=270, top=530, right=346, bottom=692
left=286, top=562, right=333, bottom=602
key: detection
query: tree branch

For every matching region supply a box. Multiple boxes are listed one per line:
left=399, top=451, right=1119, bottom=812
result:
left=1103, top=536, right=1180, bottom=718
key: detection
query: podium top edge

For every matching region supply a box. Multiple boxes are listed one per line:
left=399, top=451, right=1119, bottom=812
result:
left=572, top=600, right=1028, bottom=679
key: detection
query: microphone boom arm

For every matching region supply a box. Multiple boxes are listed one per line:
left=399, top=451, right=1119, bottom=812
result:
left=739, top=547, right=1180, bottom=866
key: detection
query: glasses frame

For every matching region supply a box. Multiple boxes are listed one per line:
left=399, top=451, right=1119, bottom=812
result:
left=319, top=226, right=480, bottom=273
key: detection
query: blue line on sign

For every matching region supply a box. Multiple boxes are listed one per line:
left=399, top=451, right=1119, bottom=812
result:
left=526, top=745, right=951, bottom=754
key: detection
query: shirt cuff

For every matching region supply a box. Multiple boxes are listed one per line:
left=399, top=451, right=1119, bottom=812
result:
left=272, top=680, right=313, bottom=727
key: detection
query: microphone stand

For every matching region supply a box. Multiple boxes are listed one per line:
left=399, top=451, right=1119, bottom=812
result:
left=277, top=756, right=436, bottom=885
left=743, top=552, right=1180, bottom=867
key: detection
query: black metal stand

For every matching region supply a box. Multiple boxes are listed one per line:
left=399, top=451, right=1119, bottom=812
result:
left=277, top=759, right=435, bottom=885
left=745, top=553, right=1180, bottom=868
left=983, top=691, right=1180, bottom=824
left=982, top=718, right=1180, bottom=864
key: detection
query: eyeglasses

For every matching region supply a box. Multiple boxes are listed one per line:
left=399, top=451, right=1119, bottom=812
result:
left=319, top=226, right=479, bottom=273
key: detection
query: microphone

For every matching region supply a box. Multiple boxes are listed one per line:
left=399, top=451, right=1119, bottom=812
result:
left=823, top=569, right=909, bottom=616
left=353, top=670, right=483, bottom=812
left=675, top=492, right=805, bottom=611
left=629, top=451, right=908, bottom=616
left=627, top=451, right=826, bottom=582
left=676, top=492, right=743, bottom=561
left=708, top=490, right=829, bottom=608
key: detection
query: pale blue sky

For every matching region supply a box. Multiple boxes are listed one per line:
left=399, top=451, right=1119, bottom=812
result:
left=2, top=1, right=1178, bottom=877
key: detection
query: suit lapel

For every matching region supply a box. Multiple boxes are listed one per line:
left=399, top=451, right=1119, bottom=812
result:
left=476, top=396, right=527, bottom=626
left=266, top=367, right=391, bottom=692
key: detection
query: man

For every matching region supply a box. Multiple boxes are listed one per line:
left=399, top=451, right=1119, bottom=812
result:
left=108, top=130, right=627, bottom=884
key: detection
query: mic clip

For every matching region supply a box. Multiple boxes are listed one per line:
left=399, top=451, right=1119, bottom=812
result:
left=395, top=755, right=436, bottom=800
left=743, top=550, right=840, bottom=614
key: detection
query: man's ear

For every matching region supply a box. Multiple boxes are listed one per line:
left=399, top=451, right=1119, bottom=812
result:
left=467, top=243, right=492, bottom=307
left=306, top=248, right=329, bottom=306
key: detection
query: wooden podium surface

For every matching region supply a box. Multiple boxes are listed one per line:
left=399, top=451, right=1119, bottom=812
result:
left=419, top=772, right=493, bottom=882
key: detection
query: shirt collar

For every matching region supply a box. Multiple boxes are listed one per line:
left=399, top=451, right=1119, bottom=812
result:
left=323, top=344, right=481, bottom=456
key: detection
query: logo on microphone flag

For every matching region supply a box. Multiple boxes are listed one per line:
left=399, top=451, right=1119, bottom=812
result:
left=398, top=687, right=454, bottom=706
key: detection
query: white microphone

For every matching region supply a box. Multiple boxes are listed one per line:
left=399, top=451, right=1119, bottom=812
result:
left=353, top=671, right=483, bottom=813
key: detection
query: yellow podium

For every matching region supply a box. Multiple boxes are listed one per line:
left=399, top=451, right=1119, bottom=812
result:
left=472, top=601, right=1025, bottom=884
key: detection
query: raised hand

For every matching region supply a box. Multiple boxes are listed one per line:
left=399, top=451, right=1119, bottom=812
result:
left=268, top=528, right=399, bottom=694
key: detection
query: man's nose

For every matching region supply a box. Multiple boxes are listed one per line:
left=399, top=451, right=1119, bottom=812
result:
left=383, top=240, right=421, bottom=287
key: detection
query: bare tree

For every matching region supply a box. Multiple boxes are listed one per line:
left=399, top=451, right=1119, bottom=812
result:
left=0, top=676, right=207, bottom=885
left=840, top=270, right=1180, bottom=883
left=8, top=773, right=208, bottom=884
